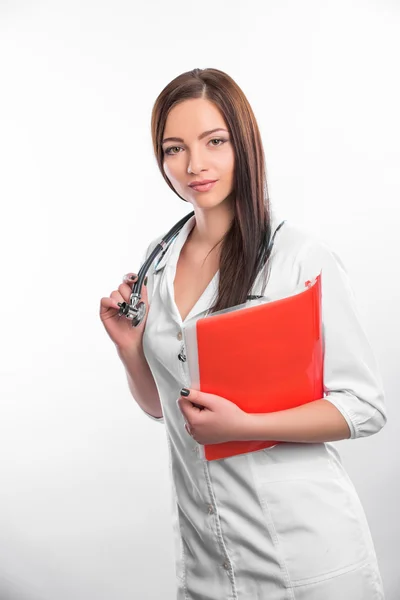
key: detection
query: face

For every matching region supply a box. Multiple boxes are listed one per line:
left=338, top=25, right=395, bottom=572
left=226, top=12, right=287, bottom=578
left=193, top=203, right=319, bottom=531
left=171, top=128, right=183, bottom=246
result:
left=162, top=98, right=235, bottom=209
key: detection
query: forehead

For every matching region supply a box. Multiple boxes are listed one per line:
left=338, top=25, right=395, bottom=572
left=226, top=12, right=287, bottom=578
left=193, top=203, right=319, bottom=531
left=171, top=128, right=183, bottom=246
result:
left=163, top=98, right=226, bottom=135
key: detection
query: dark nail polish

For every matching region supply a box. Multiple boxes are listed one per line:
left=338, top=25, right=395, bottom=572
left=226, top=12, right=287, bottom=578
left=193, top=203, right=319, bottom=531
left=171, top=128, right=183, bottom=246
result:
left=180, top=388, right=190, bottom=396
left=144, top=276, right=148, bottom=286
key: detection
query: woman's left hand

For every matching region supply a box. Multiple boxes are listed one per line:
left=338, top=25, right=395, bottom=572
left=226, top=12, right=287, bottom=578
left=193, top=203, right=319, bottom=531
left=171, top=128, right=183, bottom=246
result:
left=177, top=389, right=249, bottom=444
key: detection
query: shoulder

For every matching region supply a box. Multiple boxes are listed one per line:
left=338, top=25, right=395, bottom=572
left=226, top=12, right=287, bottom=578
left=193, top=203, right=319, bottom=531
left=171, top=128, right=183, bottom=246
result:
left=266, top=219, right=352, bottom=296
left=272, top=219, right=346, bottom=272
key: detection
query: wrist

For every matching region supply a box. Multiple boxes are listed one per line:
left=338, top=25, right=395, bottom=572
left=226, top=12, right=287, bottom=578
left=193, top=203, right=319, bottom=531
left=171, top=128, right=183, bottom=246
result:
left=116, top=342, right=143, bottom=362
left=239, top=412, right=264, bottom=441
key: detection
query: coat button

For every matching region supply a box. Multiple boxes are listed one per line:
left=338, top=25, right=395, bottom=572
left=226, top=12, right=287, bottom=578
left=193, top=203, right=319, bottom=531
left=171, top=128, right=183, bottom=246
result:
left=208, top=504, right=214, bottom=514
left=223, top=561, right=230, bottom=570
left=177, top=331, right=182, bottom=340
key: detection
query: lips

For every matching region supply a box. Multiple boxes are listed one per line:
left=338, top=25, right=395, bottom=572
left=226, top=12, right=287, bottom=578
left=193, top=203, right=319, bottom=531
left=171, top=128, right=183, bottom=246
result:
left=189, top=180, right=218, bottom=192
left=189, top=179, right=217, bottom=187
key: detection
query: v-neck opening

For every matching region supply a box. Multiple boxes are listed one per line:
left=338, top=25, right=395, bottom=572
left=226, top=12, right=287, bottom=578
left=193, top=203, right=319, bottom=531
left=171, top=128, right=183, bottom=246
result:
left=162, top=208, right=283, bottom=325
left=166, top=215, right=220, bottom=325
left=171, top=259, right=220, bottom=325
left=179, top=270, right=219, bottom=325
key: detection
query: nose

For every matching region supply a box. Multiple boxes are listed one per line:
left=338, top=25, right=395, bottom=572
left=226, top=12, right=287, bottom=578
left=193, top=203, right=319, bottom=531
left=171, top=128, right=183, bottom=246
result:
left=186, top=147, right=207, bottom=175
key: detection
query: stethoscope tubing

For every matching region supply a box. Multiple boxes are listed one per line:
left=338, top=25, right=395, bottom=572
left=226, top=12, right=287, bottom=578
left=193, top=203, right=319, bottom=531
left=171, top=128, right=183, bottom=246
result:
left=118, top=211, right=285, bottom=326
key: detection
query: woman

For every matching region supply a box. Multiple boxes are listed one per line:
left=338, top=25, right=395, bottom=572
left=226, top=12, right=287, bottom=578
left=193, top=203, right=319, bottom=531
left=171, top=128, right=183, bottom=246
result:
left=100, top=68, right=387, bottom=599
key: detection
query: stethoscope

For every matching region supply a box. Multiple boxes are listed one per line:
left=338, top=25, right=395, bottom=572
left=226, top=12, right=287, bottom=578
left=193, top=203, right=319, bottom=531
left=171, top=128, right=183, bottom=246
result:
left=117, top=210, right=286, bottom=327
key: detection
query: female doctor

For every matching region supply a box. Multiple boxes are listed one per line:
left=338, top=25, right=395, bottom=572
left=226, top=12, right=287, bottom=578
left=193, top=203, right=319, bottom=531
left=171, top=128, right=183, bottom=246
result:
left=99, top=68, right=387, bottom=599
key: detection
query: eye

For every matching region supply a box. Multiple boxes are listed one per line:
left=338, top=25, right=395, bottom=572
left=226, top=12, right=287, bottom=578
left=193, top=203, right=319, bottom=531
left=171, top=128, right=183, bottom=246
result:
left=164, top=146, right=181, bottom=156
left=209, top=138, right=225, bottom=146
left=164, top=138, right=228, bottom=155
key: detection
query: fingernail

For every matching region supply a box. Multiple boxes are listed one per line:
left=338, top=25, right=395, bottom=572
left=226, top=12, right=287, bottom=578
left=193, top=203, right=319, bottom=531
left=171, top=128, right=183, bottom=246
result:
left=144, top=276, right=148, bottom=286
left=180, top=388, right=190, bottom=396
left=128, top=274, right=137, bottom=280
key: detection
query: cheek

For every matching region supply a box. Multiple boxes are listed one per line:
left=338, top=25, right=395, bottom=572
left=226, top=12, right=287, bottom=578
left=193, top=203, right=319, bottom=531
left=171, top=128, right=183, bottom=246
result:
left=163, top=160, right=181, bottom=184
left=216, top=151, right=235, bottom=174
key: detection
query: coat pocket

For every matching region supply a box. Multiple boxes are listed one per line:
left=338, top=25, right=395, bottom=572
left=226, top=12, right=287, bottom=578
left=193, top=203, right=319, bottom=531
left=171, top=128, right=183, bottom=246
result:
left=249, top=443, right=371, bottom=586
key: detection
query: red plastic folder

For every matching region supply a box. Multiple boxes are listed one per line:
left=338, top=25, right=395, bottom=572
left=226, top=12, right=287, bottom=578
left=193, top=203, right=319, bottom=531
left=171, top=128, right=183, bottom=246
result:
left=182, top=273, right=324, bottom=461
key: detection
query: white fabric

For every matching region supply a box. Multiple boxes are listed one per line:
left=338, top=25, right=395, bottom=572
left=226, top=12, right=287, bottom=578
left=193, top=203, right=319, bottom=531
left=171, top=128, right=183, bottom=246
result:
left=137, top=210, right=386, bottom=599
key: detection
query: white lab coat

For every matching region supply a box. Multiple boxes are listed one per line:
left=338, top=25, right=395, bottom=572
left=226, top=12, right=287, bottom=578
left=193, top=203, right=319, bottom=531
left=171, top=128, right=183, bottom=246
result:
left=140, top=210, right=386, bottom=599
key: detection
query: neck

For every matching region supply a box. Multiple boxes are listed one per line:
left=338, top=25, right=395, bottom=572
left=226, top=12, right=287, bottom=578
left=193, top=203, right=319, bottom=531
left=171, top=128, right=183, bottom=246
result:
left=189, top=200, right=235, bottom=251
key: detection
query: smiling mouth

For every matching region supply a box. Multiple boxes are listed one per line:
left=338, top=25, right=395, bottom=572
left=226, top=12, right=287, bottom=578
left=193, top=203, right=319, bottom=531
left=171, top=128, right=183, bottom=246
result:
left=189, top=181, right=218, bottom=192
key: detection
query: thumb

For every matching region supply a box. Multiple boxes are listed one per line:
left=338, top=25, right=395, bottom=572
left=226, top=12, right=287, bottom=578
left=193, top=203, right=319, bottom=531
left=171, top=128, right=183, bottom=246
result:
left=181, top=388, right=213, bottom=410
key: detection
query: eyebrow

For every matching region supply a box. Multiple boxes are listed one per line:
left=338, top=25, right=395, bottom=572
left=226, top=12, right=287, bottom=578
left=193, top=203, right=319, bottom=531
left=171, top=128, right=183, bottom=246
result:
left=162, top=128, right=229, bottom=145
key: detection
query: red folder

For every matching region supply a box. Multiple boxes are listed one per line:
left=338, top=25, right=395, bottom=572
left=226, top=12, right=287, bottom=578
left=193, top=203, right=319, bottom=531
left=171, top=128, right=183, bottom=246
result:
left=182, top=273, right=323, bottom=461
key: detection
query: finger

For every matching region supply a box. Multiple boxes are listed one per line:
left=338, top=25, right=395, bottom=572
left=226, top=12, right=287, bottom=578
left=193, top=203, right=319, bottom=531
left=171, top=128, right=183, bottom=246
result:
left=118, top=282, right=137, bottom=303
left=101, top=291, right=126, bottom=318
left=178, top=396, right=194, bottom=409
left=100, top=296, right=121, bottom=315
left=123, top=273, right=138, bottom=283
left=123, top=273, right=148, bottom=287
left=191, top=402, right=205, bottom=410
left=110, top=290, right=124, bottom=303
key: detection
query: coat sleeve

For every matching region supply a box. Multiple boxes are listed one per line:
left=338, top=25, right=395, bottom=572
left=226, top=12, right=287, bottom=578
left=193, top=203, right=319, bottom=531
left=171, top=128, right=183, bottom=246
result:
left=135, top=237, right=165, bottom=424
left=296, top=238, right=387, bottom=439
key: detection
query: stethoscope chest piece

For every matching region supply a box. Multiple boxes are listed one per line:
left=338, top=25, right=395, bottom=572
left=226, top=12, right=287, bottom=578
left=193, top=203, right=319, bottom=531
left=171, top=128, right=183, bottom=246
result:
left=117, top=294, right=146, bottom=327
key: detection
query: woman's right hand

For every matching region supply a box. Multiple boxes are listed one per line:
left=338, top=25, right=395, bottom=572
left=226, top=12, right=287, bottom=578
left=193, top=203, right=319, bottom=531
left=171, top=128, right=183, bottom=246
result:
left=99, top=273, right=149, bottom=353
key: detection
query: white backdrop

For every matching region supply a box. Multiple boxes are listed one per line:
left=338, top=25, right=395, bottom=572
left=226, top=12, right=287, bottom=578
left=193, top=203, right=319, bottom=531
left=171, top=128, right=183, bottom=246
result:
left=0, top=1, right=398, bottom=598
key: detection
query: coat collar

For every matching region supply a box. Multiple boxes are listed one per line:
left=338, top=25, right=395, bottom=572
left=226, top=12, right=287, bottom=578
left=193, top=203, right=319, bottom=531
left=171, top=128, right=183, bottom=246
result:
left=153, top=209, right=284, bottom=274
left=155, top=209, right=285, bottom=326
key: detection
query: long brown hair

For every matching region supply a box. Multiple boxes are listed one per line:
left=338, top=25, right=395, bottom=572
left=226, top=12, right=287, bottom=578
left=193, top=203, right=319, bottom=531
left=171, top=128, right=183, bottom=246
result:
left=150, top=67, right=273, bottom=314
